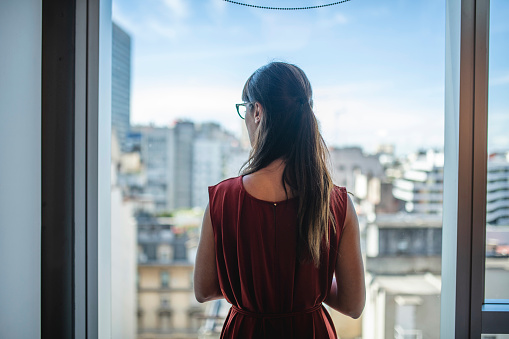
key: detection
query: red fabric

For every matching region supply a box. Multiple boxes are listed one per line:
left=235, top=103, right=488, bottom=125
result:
left=208, top=176, right=348, bottom=339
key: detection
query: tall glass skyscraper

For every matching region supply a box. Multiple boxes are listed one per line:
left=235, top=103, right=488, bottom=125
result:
left=112, top=22, right=131, bottom=151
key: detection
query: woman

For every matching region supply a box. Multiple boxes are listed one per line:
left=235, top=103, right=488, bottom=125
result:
left=194, top=62, right=365, bottom=338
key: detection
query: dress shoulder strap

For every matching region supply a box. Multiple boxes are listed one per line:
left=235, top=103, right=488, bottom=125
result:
left=330, top=186, right=349, bottom=247
left=208, top=176, right=245, bottom=238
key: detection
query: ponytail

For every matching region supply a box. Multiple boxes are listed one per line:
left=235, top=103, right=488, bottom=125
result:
left=240, top=62, right=335, bottom=267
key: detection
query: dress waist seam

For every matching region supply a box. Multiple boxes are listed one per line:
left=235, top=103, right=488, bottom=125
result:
left=230, top=303, right=323, bottom=319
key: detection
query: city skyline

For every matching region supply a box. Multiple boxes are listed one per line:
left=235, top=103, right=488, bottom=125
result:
left=112, top=0, right=508, bottom=154
left=112, top=0, right=448, bottom=155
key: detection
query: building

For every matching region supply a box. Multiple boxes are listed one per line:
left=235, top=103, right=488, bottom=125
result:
left=487, top=152, right=509, bottom=226
left=392, top=150, right=444, bottom=214
left=137, top=214, right=203, bottom=339
left=192, top=123, right=244, bottom=209
left=132, top=125, right=175, bottom=213
left=329, top=147, right=384, bottom=216
left=192, top=138, right=223, bottom=209
left=174, top=121, right=195, bottom=210
left=329, top=147, right=384, bottom=190
left=223, top=145, right=250, bottom=179
left=112, top=22, right=132, bottom=152
left=362, top=213, right=443, bottom=339
left=376, top=181, right=405, bottom=214
left=130, top=122, right=246, bottom=213
left=374, top=145, right=405, bottom=214
left=111, top=132, right=138, bottom=339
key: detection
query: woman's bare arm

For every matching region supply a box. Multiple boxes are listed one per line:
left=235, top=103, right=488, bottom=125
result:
left=194, top=204, right=223, bottom=303
left=324, top=194, right=366, bottom=318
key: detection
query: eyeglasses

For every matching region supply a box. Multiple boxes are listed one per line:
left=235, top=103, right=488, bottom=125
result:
left=235, top=102, right=252, bottom=120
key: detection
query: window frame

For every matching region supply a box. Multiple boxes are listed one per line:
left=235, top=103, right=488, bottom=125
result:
left=76, top=0, right=113, bottom=337
left=41, top=0, right=509, bottom=337
left=41, top=0, right=111, bottom=338
left=442, top=0, right=509, bottom=336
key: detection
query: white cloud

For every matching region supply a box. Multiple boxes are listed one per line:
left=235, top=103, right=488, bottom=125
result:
left=312, top=83, right=444, bottom=154
left=162, top=0, right=189, bottom=19
left=131, top=82, right=445, bottom=155
left=131, top=85, right=243, bottom=135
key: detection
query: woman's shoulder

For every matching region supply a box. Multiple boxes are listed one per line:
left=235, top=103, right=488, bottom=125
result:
left=208, top=177, right=243, bottom=221
left=330, top=185, right=349, bottom=221
left=331, top=185, right=348, bottom=234
left=208, top=176, right=242, bottom=195
left=332, top=185, right=348, bottom=198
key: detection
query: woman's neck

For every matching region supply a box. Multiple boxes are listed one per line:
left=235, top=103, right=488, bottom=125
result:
left=243, top=158, right=295, bottom=201
left=258, top=158, right=286, bottom=176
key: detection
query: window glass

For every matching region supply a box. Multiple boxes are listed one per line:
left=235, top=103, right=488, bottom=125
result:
left=160, top=271, right=169, bottom=288
left=110, top=1, right=445, bottom=338
left=485, top=0, right=509, bottom=301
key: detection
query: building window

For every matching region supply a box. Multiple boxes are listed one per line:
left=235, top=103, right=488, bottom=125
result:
left=161, top=270, right=170, bottom=288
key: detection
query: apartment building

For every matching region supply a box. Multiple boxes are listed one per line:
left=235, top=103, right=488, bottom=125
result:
left=137, top=214, right=203, bottom=339
left=363, top=213, right=442, bottom=339
left=392, top=150, right=444, bottom=214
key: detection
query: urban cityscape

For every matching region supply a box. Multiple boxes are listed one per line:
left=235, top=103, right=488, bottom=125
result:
left=110, top=20, right=509, bottom=339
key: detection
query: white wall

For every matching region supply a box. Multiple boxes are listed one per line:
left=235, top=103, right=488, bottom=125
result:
left=0, top=0, right=41, bottom=338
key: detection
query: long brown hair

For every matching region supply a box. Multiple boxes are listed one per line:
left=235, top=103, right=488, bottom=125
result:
left=240, top=62, right=335, bottom=267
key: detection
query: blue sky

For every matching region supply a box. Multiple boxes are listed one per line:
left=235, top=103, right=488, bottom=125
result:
left=112, top=0, right=508, bottom=155
left=488, top=0, right=509, bottom=153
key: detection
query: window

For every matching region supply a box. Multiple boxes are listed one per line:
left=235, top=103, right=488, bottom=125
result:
left=441, top=0, right=509, bottom=336
left=28, top=0, right=509, bottom=338
left=160, top=270, right=169, bottom=289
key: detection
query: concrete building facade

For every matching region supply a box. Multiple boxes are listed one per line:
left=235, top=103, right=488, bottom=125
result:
left=137, top=215, right=203, bottom=339
left=132, top=125, right=175, bottom=213
left=329, top=146, right=384, bottom=191
left=363, top=214, right=442, bottom=339
left=192, top=138, right=222, bottom=209
left=392, top=150, right=444, bottom=214
left=329, top=147, right=385, bottom=217
left=173, top=122, right=195, bottom=210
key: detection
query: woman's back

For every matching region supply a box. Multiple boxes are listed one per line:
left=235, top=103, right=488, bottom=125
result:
left=194, top=62, right=365, bottom=338
left=208, top=175, right=348, bottom=338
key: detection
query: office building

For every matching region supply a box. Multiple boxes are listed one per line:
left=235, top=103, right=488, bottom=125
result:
left=174, top=121, right=195, bottom=210
left=112, top=22, right=132, bottom=151
left=191, top=123, right=243, bottom=209
left=192, top=138, right=223, bottom=209
left=133, top=125, right=175, bottom=213
left=392, top=150, right=444, bottom=214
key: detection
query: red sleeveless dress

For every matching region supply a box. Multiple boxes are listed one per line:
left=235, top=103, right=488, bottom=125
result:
left=208, top=176, right=348, bottom=339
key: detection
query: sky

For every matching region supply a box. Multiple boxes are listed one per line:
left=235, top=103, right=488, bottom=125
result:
left=112, top=0, right=508, bottom=155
